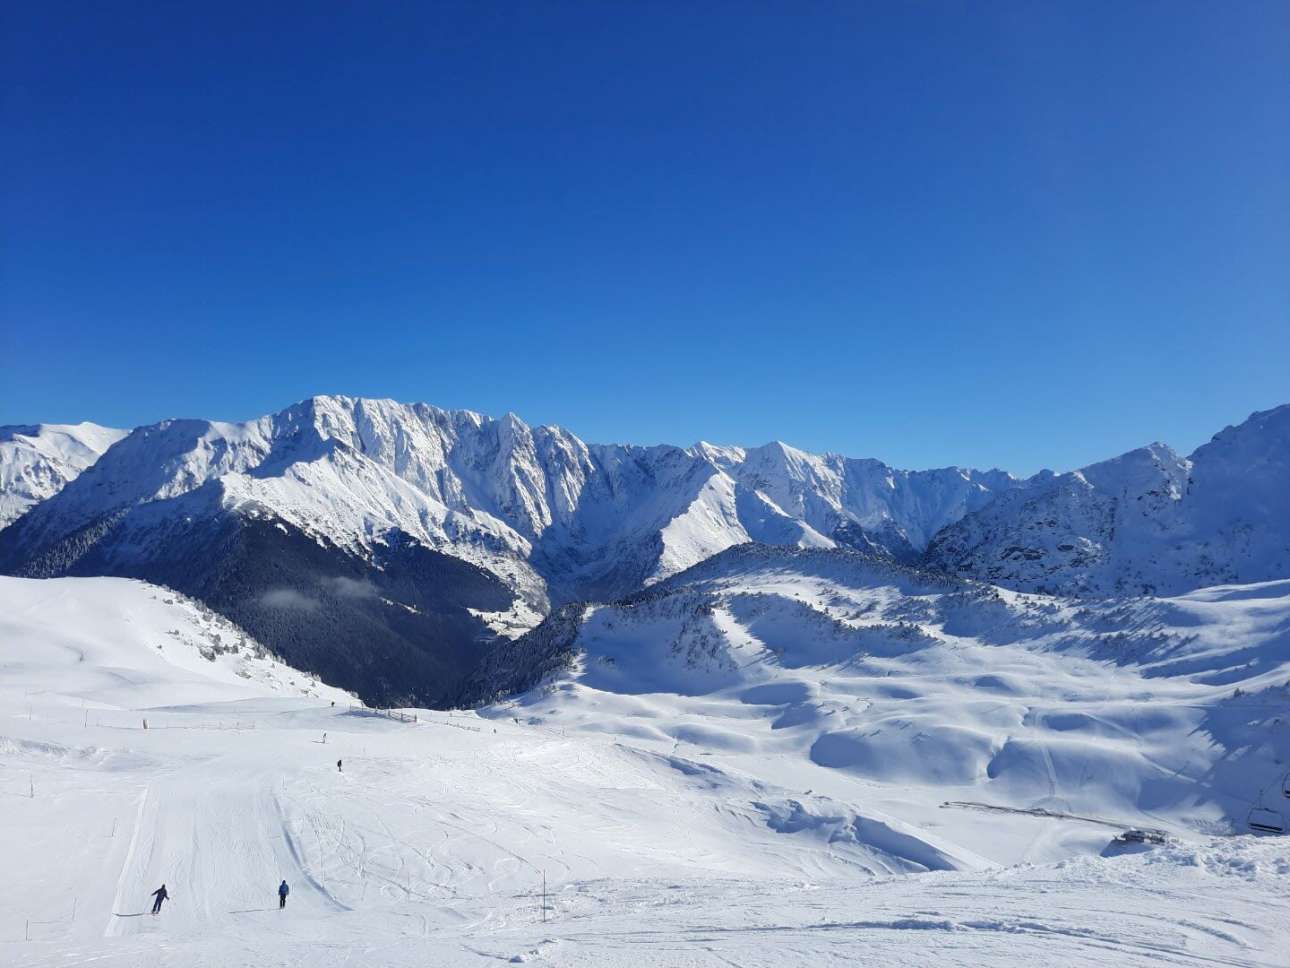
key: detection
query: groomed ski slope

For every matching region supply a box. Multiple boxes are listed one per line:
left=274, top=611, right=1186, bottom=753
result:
left=2, top=575, right=1289, bottom=966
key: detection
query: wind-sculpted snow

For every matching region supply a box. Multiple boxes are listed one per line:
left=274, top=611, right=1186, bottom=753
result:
left=473, top=546, right=1290, bottom=841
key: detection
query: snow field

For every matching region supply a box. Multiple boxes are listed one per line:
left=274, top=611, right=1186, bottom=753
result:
left=518, top=554, right=1290, bottom=857
left=3, top=573, right=1290, bottom=965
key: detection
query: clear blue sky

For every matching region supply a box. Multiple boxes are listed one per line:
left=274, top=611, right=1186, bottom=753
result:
left=3, top=2, right=1287, bottom=473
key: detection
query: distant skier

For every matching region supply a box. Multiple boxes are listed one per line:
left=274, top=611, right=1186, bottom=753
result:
left=322, top=732, right=327, bottom=744
left=150, top=884, right=168, bottom=915
left=337, top=758, right=343, bottom=773
left=278, top=880, right=290, bottom=909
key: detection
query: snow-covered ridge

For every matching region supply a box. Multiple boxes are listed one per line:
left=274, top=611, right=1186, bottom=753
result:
left=0, top=422, right=126, bottom=529
left=927, top=404, right=1290, bottom=595
left=0, top=395, right=1022, bottom=607
left=0, top=575, right=351, bottom=707
left=2, top=397, right=1287, bottom=610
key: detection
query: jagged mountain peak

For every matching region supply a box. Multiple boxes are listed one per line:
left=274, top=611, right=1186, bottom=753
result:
left=692, top=441, right=746, bottom=467
left=926, top=405, right=1290, bottom=596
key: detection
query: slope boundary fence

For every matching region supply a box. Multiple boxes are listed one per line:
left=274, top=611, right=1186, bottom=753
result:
left=347, top=703, right=419, bottom=724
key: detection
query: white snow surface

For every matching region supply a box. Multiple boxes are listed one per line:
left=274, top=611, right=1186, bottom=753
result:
left=4, top=571, right=1289, bottom=966
left=0, top=422, right=126, bottom=529
left=0, top=576, right=351, bottom=709
left=508, top=547, right=1290, bottom=843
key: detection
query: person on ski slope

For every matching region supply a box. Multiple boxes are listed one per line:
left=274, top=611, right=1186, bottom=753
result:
left=278, top=880, right=290, bottom=909
left=150, top=884, right=168, bottom=915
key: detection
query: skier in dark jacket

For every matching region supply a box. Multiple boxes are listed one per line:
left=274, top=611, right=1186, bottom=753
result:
left=150, top=884, right=168, bottom=915
left=278, top=880, right=290, bottom=909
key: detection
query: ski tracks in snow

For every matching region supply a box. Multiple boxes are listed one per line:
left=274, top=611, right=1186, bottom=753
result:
left=105, top=761, right=351, bottom=939
left=104, top=784, right=152, bottom=936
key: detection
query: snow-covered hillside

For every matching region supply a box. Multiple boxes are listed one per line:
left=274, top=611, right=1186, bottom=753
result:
left=0, top=576, right=350, bottom=707
left=927, top=404, right=1290, bottom=595
left=0, top=422, right=126, bottom=529
left=466, top=545, right=1290, bottom=842
left=3, top=574, right=1288, bottom=967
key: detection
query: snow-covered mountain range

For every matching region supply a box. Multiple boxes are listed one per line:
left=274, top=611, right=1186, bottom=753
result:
left=0, top=395, right=1286, bottom=704
left=0, top=395, right=1036, bottom=601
